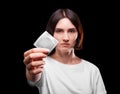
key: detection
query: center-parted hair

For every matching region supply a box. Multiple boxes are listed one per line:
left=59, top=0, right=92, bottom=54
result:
left=46, top=8, right=84, bottom=51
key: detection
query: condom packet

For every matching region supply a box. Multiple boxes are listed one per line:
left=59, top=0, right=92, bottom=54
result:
left=33, top=31, right=58, bottom=53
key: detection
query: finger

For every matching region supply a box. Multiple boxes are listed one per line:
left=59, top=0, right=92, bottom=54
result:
left=23, top=53, right=47, bottom=65
left=27, top=61, right=45, bottom=70
left=29, top=67, right=44, bottom=75
left=24, top=48, right=50, bottom=57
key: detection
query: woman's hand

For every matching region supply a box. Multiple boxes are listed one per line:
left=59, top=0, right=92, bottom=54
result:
left=23, top=48, right=49, bottom=82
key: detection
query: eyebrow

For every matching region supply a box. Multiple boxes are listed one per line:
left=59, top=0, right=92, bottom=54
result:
left=55, top=28, right=76, bottom=30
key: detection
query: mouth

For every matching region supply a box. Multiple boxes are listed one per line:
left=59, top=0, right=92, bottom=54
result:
left=61, top=43, right=70, bottom=47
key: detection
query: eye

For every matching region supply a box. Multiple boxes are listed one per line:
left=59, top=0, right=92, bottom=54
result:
left=55, top=29, right=63, bottom=33
left=68, top=28, right=76, bottom=33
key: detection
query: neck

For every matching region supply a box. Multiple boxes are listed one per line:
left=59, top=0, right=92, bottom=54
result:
left=51, top=49, right=80, bottom=64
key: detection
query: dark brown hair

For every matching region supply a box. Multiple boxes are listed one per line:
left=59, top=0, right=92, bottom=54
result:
left=46, top=8, right=84, bottom=51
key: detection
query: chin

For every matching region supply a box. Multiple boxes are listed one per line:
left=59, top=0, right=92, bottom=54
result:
left=61, top=48, right=71, bottom=52
left=57, top=47, right=73, bottom=52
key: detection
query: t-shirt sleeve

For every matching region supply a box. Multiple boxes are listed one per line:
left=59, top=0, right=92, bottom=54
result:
left=93, top=67, right=107, bottom=94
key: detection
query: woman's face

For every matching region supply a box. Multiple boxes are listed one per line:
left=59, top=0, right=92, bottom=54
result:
left=54, top=18, right=78, bottom=52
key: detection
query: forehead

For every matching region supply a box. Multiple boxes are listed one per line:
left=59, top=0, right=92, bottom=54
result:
left=56, top=18, right=75, bottom=28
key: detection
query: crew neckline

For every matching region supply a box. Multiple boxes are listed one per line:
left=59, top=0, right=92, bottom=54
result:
left=46, top=56, right=85, bottom=70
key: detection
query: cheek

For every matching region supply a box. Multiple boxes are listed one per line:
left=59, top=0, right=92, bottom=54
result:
left=71, top=33, right=78, bottom=41
left=53, top=33, right=61, bottom=41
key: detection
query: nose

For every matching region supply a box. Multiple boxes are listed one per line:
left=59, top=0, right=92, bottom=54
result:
left=63, top=32, right=69, bottom=42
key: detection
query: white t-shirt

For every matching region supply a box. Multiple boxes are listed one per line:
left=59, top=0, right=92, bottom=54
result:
left=28, top=56, right=107, bottom=94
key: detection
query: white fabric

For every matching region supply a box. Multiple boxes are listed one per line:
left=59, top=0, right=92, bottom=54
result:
left=29, top=56, right=107, bottom=94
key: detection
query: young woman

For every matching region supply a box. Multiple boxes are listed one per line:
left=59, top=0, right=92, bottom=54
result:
left=23, top=8, right=107, bottom=94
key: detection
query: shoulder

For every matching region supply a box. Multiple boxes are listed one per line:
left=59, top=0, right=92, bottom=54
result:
left=82, top=59, right=100, bottom=73
left=81, top=59, right=102, bottom=79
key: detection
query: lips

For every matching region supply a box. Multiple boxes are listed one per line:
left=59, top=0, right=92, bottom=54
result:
left=61, top=43, right=70, bottom=46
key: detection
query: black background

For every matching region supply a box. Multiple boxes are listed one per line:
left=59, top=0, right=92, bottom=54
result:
left=2, top=1, right=118, bottom=94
